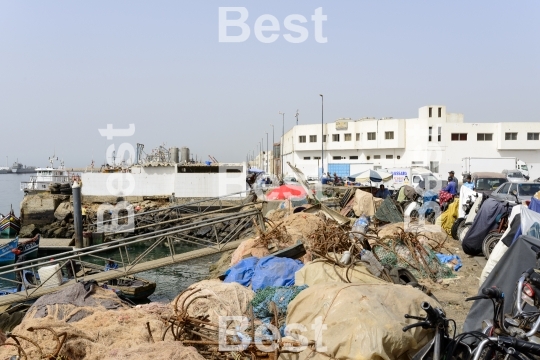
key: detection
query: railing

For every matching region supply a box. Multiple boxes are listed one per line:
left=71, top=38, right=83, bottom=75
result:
left=0, top=207, right=264, bottom=305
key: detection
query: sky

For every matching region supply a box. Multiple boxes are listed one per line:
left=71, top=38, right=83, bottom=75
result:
left=0, top=1, right=539, bottom=167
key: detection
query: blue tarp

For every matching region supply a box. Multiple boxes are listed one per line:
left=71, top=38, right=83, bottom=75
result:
left=223, top=256, right=303, bottom=291
left=436, top=253, right=462, bottom=271
left=251, top=257, right=303, bottom=291
left=223, top=257, right=259, bottom=287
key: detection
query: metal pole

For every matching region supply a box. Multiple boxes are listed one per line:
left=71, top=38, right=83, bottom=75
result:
left=270, top=124, right=274, bottom=175
left=280, top=112, right=284, bottom=178
left=320, top=94, right=324, bottom=177
left=266, top=132, right=269, bottom=174
left=73, top=181, right=83, bottom=248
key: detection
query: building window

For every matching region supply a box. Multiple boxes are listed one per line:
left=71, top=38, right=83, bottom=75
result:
left=356, top=133, right=360, bottom=141
left=477, top=133, right=493, bottom=141
left=374, top=155, right=381, bottom=159
left=429, top=107, right=432, bottom=118
left=438, top=107, right=442, bottom=117
left=386, top=155, right=393, bottom=159
left=430, top=161, right=439, bottom=173
left=437, top=127, right=441, bottom=142
left=314, top=156, right=321, bottom=160
left=367, top=132, right=376, bottom=140
left=505, top=132, right=518, bottom=140
left=344, top=133, right=352, bottom=141
left=451, top=133, right=468, bottom=141
left=527, top=133, right=539, bottom=140
left=303, top=157, right=311, bottom=160
left=309, top=135, right=317, bottom=142
left=332, top=134, right=340, bottom=142
left=429, top=127, right=432, bottom=142
left=385, top=131, right=394, bottom=140
left=299, top=136, right=306, bottom=143
left=349, top=156, right=358, bottom=160
left=332, top=156, right=341, bottom=160
left=323, top=135, right=326, bottom=142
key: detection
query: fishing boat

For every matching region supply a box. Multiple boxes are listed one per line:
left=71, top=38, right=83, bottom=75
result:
left=0, top=238, right=17, bottom=266
left=0, top=207, right=21, bottom=237
left=20, top=154, right=75, bottom=193
left=16, top=234, right=40, bottom=260
left=69, top=260, right=156, bottom=301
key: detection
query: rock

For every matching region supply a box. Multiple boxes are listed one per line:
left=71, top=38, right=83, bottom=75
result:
left=54, top=201, right=73, bottom=221
left=18, top=224, right=40, bottom=238
left=53, top=227, right=67, bottom=238
left=20, top=193, right=66, bottom=226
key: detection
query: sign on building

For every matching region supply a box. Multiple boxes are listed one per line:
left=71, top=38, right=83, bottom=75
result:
left=335, top=120, right=348, bottom=130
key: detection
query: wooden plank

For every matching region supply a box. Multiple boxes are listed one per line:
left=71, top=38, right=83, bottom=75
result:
left=0, top=238, right=74, bottom=248
left=0, top=239, right=243, bottom=307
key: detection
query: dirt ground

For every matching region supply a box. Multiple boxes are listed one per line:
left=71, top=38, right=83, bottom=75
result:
left=421, top=238, right=487, bottom=331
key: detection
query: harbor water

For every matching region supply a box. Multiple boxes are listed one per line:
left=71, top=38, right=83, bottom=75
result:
left=0, top=174, right=221, bottom=302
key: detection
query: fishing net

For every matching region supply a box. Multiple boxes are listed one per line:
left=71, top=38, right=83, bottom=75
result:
left=373, top=239, right=454, bottom=280
left=374, top=198, right=404, bottom=224
left=251, top=285, right=308, bottom=336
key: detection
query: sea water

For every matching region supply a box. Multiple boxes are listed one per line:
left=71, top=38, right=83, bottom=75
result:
left=0, top=174, right=221, bottom=302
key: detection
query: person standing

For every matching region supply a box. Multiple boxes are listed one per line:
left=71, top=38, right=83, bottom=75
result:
left=463, top=175, right=475, bottom=190
left=448, top=171, right=459, bottom=186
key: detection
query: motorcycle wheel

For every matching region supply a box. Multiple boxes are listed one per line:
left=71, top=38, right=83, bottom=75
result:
left=457, top=222, right=470, bottom=242
left=451, top=218, right=464, bottom=240
left=482, top=233, right=502, bottom=260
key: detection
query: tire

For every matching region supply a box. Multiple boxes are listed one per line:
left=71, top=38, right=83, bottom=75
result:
left=457, top=221, right=469, bottom=242
left=389, top=267, right=418, bottom=285
left=458, top=224, right=471, bottom=243
left=482, top=233, right=502, bottom=259
left=410, top=209, right=419, bottom=219
left=426, top=212, right=436, bottom=224
left=451, top=218, right=465, bottom=240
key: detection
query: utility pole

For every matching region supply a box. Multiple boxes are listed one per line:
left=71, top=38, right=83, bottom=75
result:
left=270, top=124, right=274, bottom=175
left=266, top=132, right=269, bottom=174
left=319, top=94, right=324, bottom=177
left=279, top=111, right=285, bottom=178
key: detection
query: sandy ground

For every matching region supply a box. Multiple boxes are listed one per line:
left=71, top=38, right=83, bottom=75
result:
left=423, top=238, right=487, bottom=331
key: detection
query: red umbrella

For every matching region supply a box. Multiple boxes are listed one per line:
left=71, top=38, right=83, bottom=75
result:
left=266, top=184, right=307, bottom=200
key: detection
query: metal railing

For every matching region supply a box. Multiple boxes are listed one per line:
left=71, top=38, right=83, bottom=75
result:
left=0, top=207, right=264, bottom=305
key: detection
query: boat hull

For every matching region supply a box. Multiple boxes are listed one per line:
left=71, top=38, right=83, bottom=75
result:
left=0, top=210, right=21, bottom=237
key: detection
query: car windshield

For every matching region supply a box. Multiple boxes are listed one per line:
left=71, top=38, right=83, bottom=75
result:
left=518, top=183, right=540, bottom=196
left=521, top=165, right=529, bottom=171
left=475, top=178, right=506, bottom=191
left=508, top=172, right=523, bottom=178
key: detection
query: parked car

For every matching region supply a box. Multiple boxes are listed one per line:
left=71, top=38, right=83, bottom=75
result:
left=469, top=172, right=507, bottom=196
left=502, top=169, right=527, bottom=183
left=490, top=182, right=540, bottom=203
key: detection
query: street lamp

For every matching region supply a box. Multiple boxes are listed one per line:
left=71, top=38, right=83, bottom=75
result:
left=279, top=111, right=285, bottom=178
left=266, top=132, right=269, bottom=174
left=319, top=94, right=324, bottom=177
left=270, top=124, right=274, bottom=175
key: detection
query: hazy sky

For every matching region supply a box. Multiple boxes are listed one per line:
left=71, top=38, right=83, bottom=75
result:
left=1, top=1, right=538, bottom=167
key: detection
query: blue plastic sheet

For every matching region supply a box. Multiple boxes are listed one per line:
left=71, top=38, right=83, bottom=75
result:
left=512, top=198, right=540, bottom=245
left=436, top=253, right=462, bottom=271
left=251, top=256, right=303, bottom=291
left=223, top=257, right=260, bottom=287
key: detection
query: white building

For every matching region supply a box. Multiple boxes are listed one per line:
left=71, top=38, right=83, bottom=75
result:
left=281, top=105, right=540, bottom=179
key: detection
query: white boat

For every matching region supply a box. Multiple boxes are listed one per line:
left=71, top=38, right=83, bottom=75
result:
left=20, top=155, right=75, bottom=192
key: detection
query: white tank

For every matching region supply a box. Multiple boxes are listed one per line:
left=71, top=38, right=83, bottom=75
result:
left=169, top=147, right=179, bottom=163
left=181, top=147, right=190, bottom=163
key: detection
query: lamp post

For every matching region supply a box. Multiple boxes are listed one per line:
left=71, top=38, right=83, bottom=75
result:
left=319, top=94, right=324, bottom=177
left=270, top=124, right=274, bottom=175
left=279, top=111, right=285, bottom=178
left=266, top=132, right=269, bottom=174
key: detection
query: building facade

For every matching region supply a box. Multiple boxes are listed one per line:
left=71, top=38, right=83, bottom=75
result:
left=281, top=105, right=540, bottom=179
